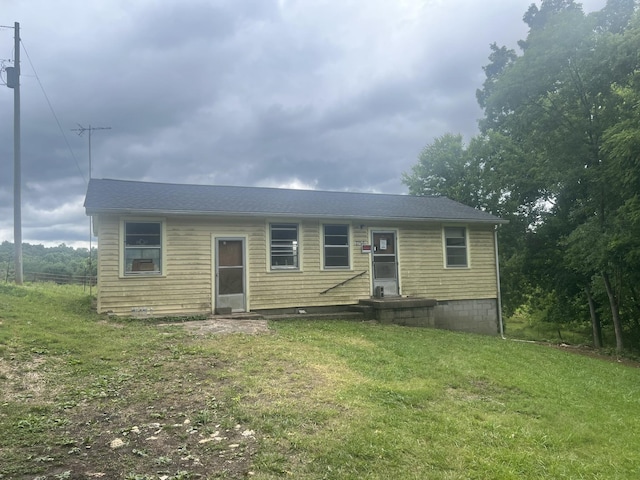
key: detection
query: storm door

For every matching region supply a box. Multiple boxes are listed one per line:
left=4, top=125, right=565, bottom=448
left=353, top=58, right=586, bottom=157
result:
left=371, top=231, right=399, bottom=296
left=215, top=238, right=246, bottom=312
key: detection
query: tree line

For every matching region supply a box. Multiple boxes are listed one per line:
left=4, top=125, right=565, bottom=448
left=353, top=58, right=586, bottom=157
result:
left=403, top=0, right=640, bottom=352
left=0, top=241, right=97, bottom=283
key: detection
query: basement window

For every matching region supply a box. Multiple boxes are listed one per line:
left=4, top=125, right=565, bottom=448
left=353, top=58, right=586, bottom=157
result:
left=124, top=221, right=162, bottom=275
left=270, top=223, right=299, bottom=269
left=444, top=226, right=468, bottom=268
left=323, top=224, right=350, bottom=269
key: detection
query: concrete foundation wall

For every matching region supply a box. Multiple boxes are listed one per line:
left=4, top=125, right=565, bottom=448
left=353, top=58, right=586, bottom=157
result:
left=359, top=297, right=500, bottom=336
left=433, top=298, right=499, bottom=335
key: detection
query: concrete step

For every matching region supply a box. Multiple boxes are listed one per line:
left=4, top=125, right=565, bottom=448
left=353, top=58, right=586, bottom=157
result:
left=211, top=312, right=265, bottom=320
left=264, top=310, right=366, bottom=321
left=349, top=304, right=374, bottom=317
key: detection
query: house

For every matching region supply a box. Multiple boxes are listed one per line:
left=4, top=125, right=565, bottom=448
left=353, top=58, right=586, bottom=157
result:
left=84, top=178, right=507, bottom=334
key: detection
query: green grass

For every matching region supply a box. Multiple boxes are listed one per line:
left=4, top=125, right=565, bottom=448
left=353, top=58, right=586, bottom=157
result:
left=506, top=314, right=594, bottom=344
left=1, top=283, right=639, bottom=479
left=504, top=308, right=627, bottom=355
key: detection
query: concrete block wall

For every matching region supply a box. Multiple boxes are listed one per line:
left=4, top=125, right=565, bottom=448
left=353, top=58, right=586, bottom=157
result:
left=376, top=305, right=435, bottom=328
left=433, top=298, right=499, bottom=335
left=357, top=297, right=499, bottom=336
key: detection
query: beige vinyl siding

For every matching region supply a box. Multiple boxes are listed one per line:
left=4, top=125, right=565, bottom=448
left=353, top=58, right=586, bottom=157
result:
left=250, top=219, right=370, bottom=309
left=94, top=216, right=119, bottom=314
left=96, top=216, right=198, bottom=316
left=94, top=214, right=498, bottom=316
left=96, top=215, right=262, bottom=316
left=96, top=215, right=374, bottom=315
left=398, top=222, right=497, bottom=300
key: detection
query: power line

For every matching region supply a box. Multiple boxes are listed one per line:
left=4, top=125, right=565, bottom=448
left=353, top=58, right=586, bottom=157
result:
left=20, top=39, right=87, bottom=185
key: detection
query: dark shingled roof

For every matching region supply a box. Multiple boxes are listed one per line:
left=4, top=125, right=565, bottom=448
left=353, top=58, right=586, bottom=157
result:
left=84, top=178, right=506, bottom=224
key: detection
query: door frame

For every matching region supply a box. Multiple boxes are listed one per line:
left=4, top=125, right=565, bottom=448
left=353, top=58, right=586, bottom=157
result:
left=213, top=236, right=248, bottom=313
left=370, top=229, right=400, bottom=297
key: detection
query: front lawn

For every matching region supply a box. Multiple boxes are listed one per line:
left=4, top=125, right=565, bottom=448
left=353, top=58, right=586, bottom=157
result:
left=1, top=284, right=639, bottom=479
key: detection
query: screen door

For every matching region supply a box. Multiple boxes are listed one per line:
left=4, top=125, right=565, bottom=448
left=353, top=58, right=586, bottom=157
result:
left=216, top=238, right=245, bottom=312
left=372, top=231, right=398, bottom=296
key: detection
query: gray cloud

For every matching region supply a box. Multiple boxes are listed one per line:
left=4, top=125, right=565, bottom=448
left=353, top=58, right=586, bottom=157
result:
left=0, top=0, right=607, bottom=246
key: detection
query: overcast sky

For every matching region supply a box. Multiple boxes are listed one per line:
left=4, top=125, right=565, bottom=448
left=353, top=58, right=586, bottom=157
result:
left=1, top=0, right=606, bottom=247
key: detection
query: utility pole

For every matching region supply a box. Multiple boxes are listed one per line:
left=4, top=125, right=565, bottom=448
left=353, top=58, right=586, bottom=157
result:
left=5, top=22, right=22, bottom=285
left=71, top=124, right=111, bottom=296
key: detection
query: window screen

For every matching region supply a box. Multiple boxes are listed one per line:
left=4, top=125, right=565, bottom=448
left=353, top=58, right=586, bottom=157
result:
left=270, top=224, right=299, bottom=269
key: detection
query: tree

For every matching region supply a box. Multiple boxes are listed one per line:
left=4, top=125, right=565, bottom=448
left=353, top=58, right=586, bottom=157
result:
left=0, top=241, right=97, bottom=281
left=405, top=0, right=640, bottom=351
left=402, top=134, right=482, bottom=207
left=476, top=43, right=517, bottom=110
left=475, top=0, right=640, bottom=351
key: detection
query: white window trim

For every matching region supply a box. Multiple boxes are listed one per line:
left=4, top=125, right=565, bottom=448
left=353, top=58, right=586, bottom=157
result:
left=269, top=222, right=301, bottom=271
left=443, top=225, right=470, bottom=269
left=322, top=223, right=351, bottom=270
left=120, top=218, right=167, bottom=278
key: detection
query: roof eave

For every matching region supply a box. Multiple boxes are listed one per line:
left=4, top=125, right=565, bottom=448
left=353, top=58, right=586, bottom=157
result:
left=85, top=207, right=508, bottom=224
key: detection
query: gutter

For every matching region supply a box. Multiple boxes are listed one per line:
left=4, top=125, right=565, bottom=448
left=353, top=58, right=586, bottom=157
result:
left=84, top=208, right=508, bottom=225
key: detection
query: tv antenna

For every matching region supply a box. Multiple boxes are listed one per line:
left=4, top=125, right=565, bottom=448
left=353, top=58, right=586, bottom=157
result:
left=71, top=124, right=111, bottom=298
left=71, top=124, right=111, bottom=179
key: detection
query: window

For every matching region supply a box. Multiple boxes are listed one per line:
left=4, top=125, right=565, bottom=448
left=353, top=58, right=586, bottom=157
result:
left=324, top=224, right=350, bottom=268
left=270, top=224, right=298, bottom=269
left=444, top=227, right=468, bottom=268
left=124, top=221, right=162, bottom=274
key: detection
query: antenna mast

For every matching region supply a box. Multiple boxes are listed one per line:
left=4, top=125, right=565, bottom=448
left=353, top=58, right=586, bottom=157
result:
left=71, top=124, right=111, bottom=297
left=71, top=124, right=111, bottom=178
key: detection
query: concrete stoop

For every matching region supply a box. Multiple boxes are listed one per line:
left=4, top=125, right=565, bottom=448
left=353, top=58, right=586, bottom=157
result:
left=212, top=296, right=498, bottom=335
left=356, top=297, right=438, bottom=327
left=220, top=298, right=437, bottom=324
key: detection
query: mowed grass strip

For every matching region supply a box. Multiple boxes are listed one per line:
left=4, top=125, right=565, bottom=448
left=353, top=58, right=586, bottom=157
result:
left=1, top=284, right=639, bottom=479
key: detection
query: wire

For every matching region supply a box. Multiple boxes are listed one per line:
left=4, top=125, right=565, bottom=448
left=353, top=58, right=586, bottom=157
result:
left=20, top=39, right=87, bottom=185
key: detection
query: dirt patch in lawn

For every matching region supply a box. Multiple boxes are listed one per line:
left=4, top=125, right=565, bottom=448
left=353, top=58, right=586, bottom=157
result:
left=157, top=317, right=271, bottom=336
left=0, top=355, right=65, bottom=406
left=2, top=351, right=262, bottom=479
left=58, top=405, right=259, bottom=480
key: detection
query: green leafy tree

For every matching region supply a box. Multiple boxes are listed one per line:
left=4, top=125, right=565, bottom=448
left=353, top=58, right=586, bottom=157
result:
left=406, top=0, right=640, bottom=351
left=476, top=0, right=640, bottom=351
left=402, top=134, right=482, bottom=207
left=0, top=241, right=97, bottom=282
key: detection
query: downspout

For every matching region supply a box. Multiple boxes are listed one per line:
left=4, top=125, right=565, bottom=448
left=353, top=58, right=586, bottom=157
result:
left=494, top=225, right=506, bottom=339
